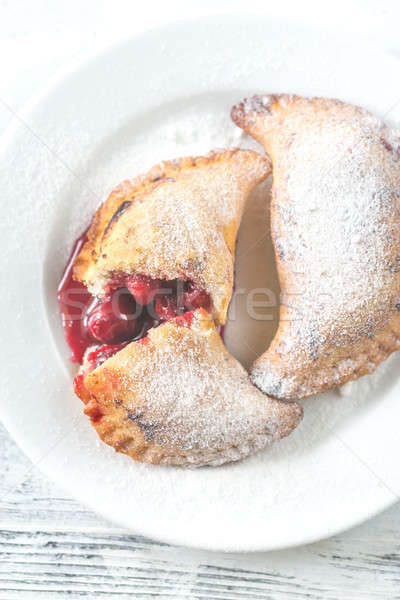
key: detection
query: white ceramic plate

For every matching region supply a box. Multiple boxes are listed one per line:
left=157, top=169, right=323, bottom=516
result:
left=1, top=15, right=400, bottom=552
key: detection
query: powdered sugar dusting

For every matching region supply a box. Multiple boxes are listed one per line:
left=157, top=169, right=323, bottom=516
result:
left=237, top=96, right=400, bottom=398
left=81, top=149, right=269, bottom=324
left=88, top=311, right=302, bottom=467
left=280, top=109, right=400, bottom=340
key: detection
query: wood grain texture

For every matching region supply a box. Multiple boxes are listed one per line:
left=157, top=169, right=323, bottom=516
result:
left=1, top=424, right=400, bottom=599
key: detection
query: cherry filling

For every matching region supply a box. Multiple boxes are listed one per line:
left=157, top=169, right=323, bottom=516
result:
left=85, top=342, right=127, bottom=370
left=58, top=230, right=213, bottom=372
left=125, top=274, right=161, bottom=306
left=182, top=282, right=212, bottom=313
left=86, top=292, right=137, bottom=345
left=58, top=230, right=93, bottom=363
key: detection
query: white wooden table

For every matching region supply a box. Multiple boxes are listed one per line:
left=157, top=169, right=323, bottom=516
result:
left=1, top=2, right=400, bottom=597
left=1, top=422, right=400, bottom=598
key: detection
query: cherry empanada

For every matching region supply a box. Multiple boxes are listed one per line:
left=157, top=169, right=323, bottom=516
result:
left=75, top=309, right=303, bottom=467
left=73, top=149, right=270, bottom=326
left=232, top=94, right=400, bottom=399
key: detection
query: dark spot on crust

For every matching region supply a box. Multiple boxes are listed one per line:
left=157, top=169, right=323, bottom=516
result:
left=148, top=176, right=176, bottom=191
left=264, top=381, right=283, bottom=397
left=86, top=402, right=103, bottom=422
left=127, top=410, right=157, bottom=441
left=388, top=254, right=400, bottom=273
left=275, top=242, right=285, bottom=260
left=103, top=200, right=132, bottom=238
left=231, top=95, right=278, bottom=128
left=249, top=94, right=279, bottom=114
left=152, top=176, right=176, bottom=184
left=381, top=137, right=393, bottom=153
left=308, top=325, right=319, bottom=361
left=286, top=134, right=296, bottom=150
left=395, top=303, right=400, bottom=312
left=249, top=96, right=272, bottom=113
left=181, top=257, right=203, bottom=273
left=127, top=409, right=142, bottom=421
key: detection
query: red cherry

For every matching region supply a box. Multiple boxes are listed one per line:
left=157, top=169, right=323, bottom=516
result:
left=73, top=373, right=87, bottom=401
left=125, top=275, right=162, bottom=305
left=154, top=296, right=179, bottom=321
left=84, top=401, right=104, bottom=423
left=57, top=229, right=94, bottom=363
left=86, top=291, right=137, bottom=344
left=183, top=282, right=211, bottom=311
left=86, top=342, right=127, bottom=370
left=175, top=311, right=195, bottom=328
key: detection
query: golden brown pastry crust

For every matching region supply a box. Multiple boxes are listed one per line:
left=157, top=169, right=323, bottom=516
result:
left=232, top=94, right=400, bottom=399
left=73, top=149, right=270, bottom=325
left=79, top=309, right=303, bottom=467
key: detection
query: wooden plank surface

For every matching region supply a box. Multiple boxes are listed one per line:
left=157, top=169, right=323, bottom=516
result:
left=1, top=424, right=400, bottom=599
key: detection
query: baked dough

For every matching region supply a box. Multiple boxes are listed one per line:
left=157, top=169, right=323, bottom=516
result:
left=76, top=309, right=303, bottom=467
left=73, top=149, right=270, bottom=325
left=232, top=94, right=400, bottom=399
